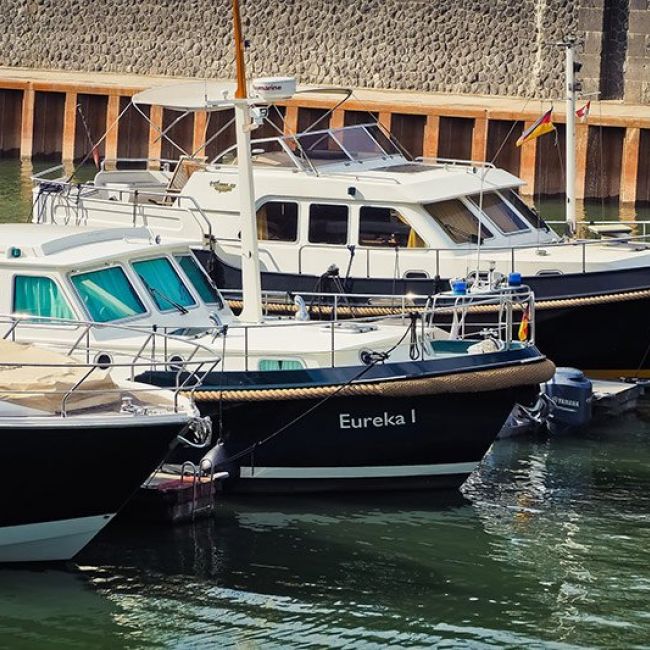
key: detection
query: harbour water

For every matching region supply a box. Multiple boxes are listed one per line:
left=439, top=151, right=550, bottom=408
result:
left=1, top=159, right=650, bottom=647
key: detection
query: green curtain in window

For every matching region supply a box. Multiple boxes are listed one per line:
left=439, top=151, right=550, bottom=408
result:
left=133, top=258, right=196, bottom=311
left=72, top=267, right=146, bottom=323
left=14, top=276, right=75, bottom=320
left=175, top=255, right=222, bottom=306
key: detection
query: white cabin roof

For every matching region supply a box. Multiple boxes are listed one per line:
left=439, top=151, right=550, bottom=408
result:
left=132, top=81, right=239, bottom=112
left=194, top=161, right=523, bottom=210
left=0, top=225, right=192, bottom=268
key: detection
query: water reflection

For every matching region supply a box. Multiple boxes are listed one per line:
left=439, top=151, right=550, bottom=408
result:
left=1, top=421, right=649, bottom=647
left=465, top=419, right=650, bottom=646
left=0, top=568, right=130, bottom=648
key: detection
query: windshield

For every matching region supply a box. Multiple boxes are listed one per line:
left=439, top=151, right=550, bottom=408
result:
left=132, top=257, right=196, bottom=313
left=467, top=192, right=528, bottom=233
left=71, top=267, right=146, bottom=323
left=506, top=190, right=551, bottom=231
left=424, top=199, right=493, bottom=244
left=290, top=124, right=401, bottom=166
left=174, top=254, right=223, bottom=308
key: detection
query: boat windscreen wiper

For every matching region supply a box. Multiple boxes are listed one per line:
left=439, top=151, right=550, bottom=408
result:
left=138, top=275, right=189, bottom=315
left=443, top=222, right=482, bottom=244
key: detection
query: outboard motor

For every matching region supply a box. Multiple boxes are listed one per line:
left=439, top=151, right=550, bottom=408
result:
left=542, top=367, right=593, bottom=435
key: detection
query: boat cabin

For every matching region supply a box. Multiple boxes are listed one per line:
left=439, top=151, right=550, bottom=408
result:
left=4, top=224, right=522, bottom=371
left=0, top=225, right=233, bottom=343
left=31, top=122, right=565, bottom=278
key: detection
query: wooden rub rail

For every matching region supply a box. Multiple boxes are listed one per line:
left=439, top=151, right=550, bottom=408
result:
left=1, top=70, right=649, bottom=203
left=189, top=358, right=556, bottom=402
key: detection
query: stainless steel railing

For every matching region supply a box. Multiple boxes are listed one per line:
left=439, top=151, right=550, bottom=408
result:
left=0, top=314, right=222, bottom=413
left=32, top=177, right=215, bottom=244
left=214, top=285, right=536, bottom=369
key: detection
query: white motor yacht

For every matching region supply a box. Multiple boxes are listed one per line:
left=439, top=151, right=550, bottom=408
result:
left=29, top=39, right=650, bottom=377
left=0, top=223, right=552, bottom=492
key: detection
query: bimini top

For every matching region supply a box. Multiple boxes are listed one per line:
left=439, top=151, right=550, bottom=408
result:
left=132, top=81, right=240, bottom=112
left=131, top=80, right=351, bottom=112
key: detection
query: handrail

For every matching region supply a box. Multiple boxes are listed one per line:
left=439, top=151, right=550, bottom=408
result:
left=0, top=314, right=223, bottom=413
left=0, top=281, right=534, bottom=385
left=292, top=232, right=650, bottom=279
left=30, top=158, right=182, bottom=183
left=33, top=179, right=215, bottom=244
left=416, top=156, right=496, bottom=169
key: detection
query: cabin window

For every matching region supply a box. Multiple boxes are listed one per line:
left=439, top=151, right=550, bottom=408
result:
left=71, top=267, right=146, bottom=323
left=359, top=206, right=425, bottom=248
left=256, top=201, right=298, bottom=241
left=423, top=200, right=493, bottom=244
left=132, top=257, right=197, bottom=312
left=506, top=190, right=550, bottom=231
left=13, top=275, right=75, bottom=320
left=174, top=254, right=223, bottom=308
left=308, top=204, right=348, bottom=245
left=258, top=359, right=304, bottom=371
left=467, top=192, right=528, bottom=233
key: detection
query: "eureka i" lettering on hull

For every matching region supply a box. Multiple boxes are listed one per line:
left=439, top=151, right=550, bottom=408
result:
left=339, top=409, right=416, bottom=429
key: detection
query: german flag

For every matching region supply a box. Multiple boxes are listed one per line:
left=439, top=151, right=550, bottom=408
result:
left=518, top=305, right=530, bottom=341
left=516, top=109, right=555, bottom=147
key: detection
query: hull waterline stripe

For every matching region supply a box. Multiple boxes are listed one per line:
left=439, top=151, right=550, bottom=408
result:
left=239, top=462, right=479, bottom=479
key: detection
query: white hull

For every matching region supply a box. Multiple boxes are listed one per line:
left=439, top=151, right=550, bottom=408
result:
left=0, top=514, right=115, bottom=563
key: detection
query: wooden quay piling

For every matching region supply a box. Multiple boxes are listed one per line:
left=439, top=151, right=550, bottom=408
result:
left=0, top=68, right=649, bottom=203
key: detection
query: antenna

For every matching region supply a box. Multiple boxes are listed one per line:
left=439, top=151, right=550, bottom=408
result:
left=556, top=36, right=582, bottom=236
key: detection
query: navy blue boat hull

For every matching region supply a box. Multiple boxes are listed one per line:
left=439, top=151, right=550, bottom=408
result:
left=1, top=420, right=183, bottom=531
left=142, top=349, right=547, bottom=493
left=197, top=385, right=538, bottom=493
left=196, top=249, right=650, bottom=376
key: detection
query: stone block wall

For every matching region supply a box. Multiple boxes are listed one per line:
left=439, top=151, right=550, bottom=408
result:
left=0, top=0, right=647, bottom=103
left=625, top=0, right=650, bottom=103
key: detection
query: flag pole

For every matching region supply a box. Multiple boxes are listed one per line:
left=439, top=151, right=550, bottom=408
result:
left=232, top=0, right=264, bottom=322
left=564, top=36, right=577, bottom=236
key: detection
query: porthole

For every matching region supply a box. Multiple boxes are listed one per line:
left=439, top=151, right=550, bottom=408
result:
left=94, top=353, right=113, bottom=370
left=168, top=355, right=184, bottom=371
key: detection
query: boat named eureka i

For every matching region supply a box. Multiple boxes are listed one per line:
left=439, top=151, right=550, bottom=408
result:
left=339, top=409, right=416, bottom=429
left=0, top=223, right=552, bottom=492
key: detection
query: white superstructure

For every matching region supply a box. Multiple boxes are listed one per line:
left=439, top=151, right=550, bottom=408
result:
left=1, top=224, right=520, bottom=372
left=31, top=114, right=650, bottom=282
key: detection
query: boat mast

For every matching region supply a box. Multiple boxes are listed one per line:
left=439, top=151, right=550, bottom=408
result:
left=564, top=36, right=577, bottom=236
left=232, top=0, right=264, bottom=323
